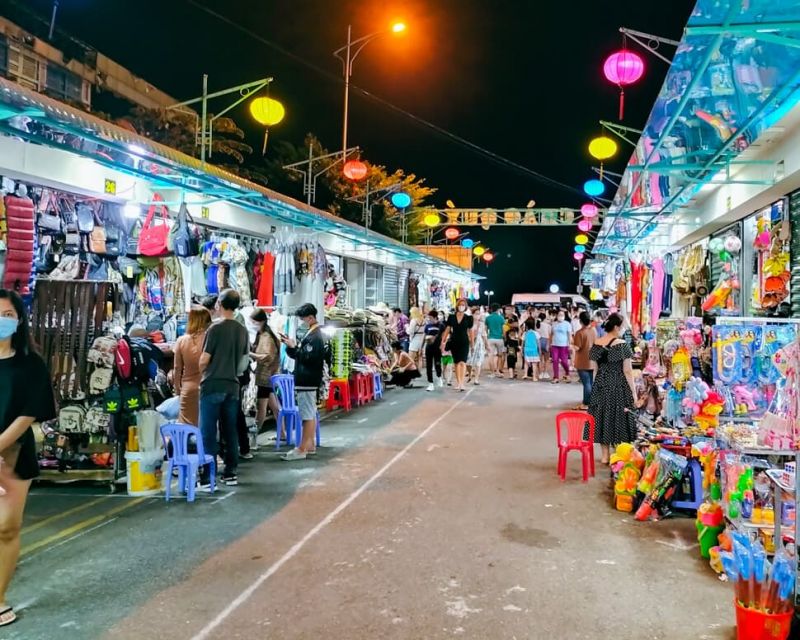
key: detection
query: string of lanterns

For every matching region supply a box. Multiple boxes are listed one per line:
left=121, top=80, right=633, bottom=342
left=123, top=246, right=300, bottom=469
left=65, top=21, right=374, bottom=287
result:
left=570, top=38, right=646, bottom=265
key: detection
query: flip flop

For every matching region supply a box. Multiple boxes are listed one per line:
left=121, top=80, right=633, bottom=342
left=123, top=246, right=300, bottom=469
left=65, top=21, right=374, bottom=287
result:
left=0, top=607, right=17, bottom=627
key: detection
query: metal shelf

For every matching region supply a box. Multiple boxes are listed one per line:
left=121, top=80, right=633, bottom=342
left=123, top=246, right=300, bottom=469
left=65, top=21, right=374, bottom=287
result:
left=767, top=469, right=796, bottom=494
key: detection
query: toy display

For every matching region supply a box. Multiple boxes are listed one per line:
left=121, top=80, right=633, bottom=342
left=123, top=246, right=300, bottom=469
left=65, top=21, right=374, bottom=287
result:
left=750, top=199, right=791, bottom=313
left=703, top=234, right=741, bottom=314
left=634, top=448, right=689, bottom=521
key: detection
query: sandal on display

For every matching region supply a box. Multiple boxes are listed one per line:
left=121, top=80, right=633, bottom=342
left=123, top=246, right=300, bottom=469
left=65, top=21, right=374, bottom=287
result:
left=0, top=607, right=16, bottom=627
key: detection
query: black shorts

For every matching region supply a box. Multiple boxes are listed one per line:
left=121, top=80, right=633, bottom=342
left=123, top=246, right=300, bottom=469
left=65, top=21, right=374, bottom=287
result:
left=451, top=342, right=470, bottom=364
left=257, top=385, right=273, bottom=399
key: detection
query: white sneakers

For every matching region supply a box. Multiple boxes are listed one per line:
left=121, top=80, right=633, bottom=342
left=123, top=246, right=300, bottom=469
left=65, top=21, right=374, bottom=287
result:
left=280, top=448, right=307, bottom=461
left=437, top=377, right=444, bottom=388
left=426, top=383, right=435, bottom=392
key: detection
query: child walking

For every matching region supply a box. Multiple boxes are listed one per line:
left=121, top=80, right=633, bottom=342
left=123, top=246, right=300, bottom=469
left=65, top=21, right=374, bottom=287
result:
left=522, top=320, right=541, bottom=381
left=504, top=327, right=520, bottom=379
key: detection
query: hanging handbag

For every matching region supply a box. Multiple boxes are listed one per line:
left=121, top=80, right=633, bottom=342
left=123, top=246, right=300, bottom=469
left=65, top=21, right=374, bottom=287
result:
left=37, top=190, right=63, bottom=233
left=76, top=202, right=95, bottom=233
left=138, top=194, right=171, bottom=256
left=86, top=254, right=109, bottom=281
left=59, top=196, right=78, bottom=232
left=169, top=203, right=201, bottom=257
left=89, top=223, right=107, bottom=254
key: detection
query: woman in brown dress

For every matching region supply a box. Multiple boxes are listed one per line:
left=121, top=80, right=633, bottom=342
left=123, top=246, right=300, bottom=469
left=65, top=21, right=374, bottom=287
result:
left=173, top=308, right=212, bottom=425
left=250, top=309, right=281, bottom=432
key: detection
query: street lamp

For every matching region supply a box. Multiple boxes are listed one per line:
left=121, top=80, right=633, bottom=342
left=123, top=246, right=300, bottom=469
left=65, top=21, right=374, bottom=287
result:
left=334, top=22, right=407, bottom=160
left=485, top=290, right=495, bottom=306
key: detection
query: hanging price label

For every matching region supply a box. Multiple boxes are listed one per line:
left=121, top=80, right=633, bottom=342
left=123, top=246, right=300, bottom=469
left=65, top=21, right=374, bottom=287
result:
left=104, top=179, right=117, bottom=195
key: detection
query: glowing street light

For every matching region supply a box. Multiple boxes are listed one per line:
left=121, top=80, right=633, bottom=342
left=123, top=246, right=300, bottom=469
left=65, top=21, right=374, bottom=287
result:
left=485, top=290, right=495, bottom=305
left=334, top=22, right=408, bottom=159
left=549, top=284, right=560, bottom=294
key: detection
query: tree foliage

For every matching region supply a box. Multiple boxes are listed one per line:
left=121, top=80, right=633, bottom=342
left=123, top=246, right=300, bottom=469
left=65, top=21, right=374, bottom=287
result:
left=117, top=111, right=436, bottom=243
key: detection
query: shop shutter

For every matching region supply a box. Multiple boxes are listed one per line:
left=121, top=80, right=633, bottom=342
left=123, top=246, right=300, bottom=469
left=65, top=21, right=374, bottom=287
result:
left=364, top=263, right=382, bottom=308
left=399, top=269, right=410, bottom=310
left=790, top=190, right=800, bottom=317
left=383, top=266, right=399, bottom=308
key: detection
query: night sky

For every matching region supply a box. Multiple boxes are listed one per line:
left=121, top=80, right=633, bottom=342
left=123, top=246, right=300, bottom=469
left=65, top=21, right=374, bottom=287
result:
left=17, top=0, right=696, bottom=302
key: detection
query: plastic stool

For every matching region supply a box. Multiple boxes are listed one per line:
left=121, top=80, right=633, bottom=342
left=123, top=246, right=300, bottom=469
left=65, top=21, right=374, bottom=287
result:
left=363, top=373, right=374, bottom=403
left=327, top=379, right=352, bottom=412
left=350, top=375, right=368, bottom=406
left=672, top=458, right=703, bottom=512
left=372, top=372, right=383, bottom=400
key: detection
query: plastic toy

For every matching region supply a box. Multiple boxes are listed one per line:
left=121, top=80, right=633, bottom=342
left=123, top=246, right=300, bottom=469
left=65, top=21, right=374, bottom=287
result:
left=634, top=449, right=689, bottom=521
left=754, top=217, right=771, bottom=250
left=733, top=385, right=757, bottom=413
left=695, top=391, right=724, bottom=432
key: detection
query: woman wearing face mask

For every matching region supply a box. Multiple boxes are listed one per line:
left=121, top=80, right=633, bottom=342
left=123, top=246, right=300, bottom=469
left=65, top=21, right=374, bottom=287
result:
left=550, top=310, right=573, bottom=383
left=440, top=298, right=474, bottom=392
left=588, top=313, right=637, bottom=465
left=0, top=289, right=56, bottom=627
left=250, top=309, right=282, bottom=437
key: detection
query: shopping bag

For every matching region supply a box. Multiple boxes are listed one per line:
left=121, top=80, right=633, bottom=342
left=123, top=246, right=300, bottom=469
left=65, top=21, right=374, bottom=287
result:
left=138, top=194, right=170, bottom=256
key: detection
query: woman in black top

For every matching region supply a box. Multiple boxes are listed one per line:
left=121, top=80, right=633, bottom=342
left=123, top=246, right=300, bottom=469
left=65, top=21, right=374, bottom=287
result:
left=0, top=289, right=55, bottom=627
left=441, top=298, right=474, bottom=392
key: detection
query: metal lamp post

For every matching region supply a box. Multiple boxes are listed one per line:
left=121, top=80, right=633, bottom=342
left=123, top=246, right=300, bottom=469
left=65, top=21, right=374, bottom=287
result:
left=334, top=23, right=406, bottom=160
left=485, top=290, right=495, bottom=306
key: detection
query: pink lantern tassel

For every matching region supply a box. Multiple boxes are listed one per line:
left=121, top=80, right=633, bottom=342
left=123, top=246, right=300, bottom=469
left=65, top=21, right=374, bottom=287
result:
left=619, top=88, right=625, bottom=121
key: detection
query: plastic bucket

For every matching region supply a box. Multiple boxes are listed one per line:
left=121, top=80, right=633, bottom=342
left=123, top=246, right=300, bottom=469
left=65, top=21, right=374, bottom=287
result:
left=125, top=451, right=161, bottom=496
left=735, top=601, right=792, bottom=640
left=696, top=522, right=725, bottom=559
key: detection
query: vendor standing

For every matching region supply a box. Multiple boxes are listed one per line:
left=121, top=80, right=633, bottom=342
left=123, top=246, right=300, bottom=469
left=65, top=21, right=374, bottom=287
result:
left=0, top=289, right=56, bottom=628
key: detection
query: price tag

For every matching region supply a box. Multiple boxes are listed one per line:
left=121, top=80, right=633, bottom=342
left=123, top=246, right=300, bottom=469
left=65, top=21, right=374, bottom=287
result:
left=126, top=265, right=134, bottom=279
left=104, top=179, right=117, bottom=196
left=201, top=207, right=210, bottom=220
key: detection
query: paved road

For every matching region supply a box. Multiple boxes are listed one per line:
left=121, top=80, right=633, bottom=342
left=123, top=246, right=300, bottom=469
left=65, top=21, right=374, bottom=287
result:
left=10, top=379, right=731, bottom=640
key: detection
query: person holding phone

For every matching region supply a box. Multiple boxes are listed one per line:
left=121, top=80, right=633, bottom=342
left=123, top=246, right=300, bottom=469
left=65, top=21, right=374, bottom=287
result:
left=0, top=289, right=56, bottom=627
left=280, top=304, right=327, bottom=461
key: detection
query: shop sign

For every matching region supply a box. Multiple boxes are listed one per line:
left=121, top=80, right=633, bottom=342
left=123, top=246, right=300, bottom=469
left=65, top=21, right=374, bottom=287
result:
left=201, top=206, right=210, bottom=220
left=104, top=179, right=117, bottom=196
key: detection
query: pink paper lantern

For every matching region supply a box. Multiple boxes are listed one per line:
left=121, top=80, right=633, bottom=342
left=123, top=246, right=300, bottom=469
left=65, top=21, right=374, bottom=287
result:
left=573, top=252, right=585, bottom=261
left=578, top=218, right=593, bottom=232
left=581, top=204, right=599, bottom=219
left=603, top=49, right=644, bottom=120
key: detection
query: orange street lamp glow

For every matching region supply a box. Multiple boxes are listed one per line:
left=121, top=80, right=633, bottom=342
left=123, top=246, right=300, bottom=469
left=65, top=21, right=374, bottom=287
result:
left=392, top=22, right=407, bottom=33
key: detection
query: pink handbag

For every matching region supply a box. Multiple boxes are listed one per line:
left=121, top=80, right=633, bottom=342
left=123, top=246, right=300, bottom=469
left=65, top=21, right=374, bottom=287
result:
left=138, top=194, right=170, bottom=256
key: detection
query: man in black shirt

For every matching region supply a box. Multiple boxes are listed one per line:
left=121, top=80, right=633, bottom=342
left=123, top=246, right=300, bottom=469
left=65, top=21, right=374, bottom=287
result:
left=199, top=289, right=249, bottom=486
left=280, top=303, right=326, bottom=461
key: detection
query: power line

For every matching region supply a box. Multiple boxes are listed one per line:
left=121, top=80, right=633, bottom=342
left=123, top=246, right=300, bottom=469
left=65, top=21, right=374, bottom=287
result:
left=184, top=0, right=584, bottom=199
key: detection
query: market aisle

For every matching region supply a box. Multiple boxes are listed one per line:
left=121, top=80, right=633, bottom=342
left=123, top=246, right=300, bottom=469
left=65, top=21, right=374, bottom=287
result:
left=101, top=381, right=731, bottom=640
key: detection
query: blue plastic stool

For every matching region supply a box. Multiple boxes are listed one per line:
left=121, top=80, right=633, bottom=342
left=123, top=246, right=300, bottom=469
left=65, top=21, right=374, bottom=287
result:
left=672, top=458, right=704, bottom=512
left=271, top=374, right=300, bottom=449
left=160, top=422, right=216, bottom=502
left=372, top=372, right=384, bottom=400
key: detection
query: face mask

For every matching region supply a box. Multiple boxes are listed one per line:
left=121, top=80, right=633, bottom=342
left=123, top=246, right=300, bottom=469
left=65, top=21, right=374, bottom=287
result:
left=458, top=305, right=466, bottom=312
left=0, top=317, right=18, bottom=340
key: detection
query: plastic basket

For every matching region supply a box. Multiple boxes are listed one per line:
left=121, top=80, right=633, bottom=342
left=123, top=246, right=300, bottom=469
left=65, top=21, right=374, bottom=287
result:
left=735, top=601, right=792, bottom=640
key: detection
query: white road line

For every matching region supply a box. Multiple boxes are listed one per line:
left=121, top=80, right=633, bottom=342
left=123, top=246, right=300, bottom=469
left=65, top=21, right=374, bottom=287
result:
left=211, top=490, right=237, bottom=504
left=357, top=418, right=368, bottom=424
left=192, top=389, right=475, bottom=640
left=18, top=517, right=118, bottom=565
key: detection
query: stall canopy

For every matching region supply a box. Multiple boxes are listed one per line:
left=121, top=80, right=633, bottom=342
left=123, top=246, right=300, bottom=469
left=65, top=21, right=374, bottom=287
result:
left=0, top=75, right=477, bottom=282
left=594, top=0, right=800, bottom=256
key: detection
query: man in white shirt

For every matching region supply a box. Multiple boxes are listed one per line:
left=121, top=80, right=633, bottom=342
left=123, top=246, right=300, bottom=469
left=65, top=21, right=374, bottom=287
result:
left=538, top=311, right=553, bottom=380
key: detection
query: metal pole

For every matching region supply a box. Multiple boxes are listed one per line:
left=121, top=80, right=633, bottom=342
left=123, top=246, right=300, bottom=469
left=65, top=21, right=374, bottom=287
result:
left=48, top=1, right=59, bottom=40
left=306, top=144, right=313, bottom=205
left=200, top=74, right=208, bottom=166
left=342, top=25, right=352, bottom=162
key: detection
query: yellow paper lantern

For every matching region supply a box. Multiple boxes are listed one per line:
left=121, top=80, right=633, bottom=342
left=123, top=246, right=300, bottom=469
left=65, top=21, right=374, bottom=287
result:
left=473, top=246, right=486, bottom=256
left=250, top=97, right=285, bottom=126
left=588, top=136, right=617, bottom=161
left=423, top=212, right=440, bottom=227
left=575, top=234, right=589, bottom=244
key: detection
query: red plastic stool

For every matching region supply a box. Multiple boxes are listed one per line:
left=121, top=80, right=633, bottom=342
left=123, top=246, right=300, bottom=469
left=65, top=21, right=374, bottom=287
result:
left=363, top=373, right=374, bottom=403
left=350, top=375, right=368, bottom=406
left=327, top=379, right=352, bottom=412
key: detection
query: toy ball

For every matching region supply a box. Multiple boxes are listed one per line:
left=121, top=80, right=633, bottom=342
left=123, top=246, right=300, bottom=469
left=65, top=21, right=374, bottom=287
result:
left=724, top=236, right=742, bottom=253
left=709, top=238, right=724, bottom=252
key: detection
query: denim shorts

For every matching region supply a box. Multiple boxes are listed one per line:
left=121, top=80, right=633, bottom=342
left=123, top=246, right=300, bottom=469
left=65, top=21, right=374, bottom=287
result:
left=297, top=390, right=318, bottom=421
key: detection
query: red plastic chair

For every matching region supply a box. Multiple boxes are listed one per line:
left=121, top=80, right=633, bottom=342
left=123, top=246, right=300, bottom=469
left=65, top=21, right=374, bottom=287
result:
left=363, top=373, right=374, bottom=403
left=350, top=375, right=368, bottom=406
left=556, top=412, right=595, bottom=482
left=327, top=379, right=352, bottom=412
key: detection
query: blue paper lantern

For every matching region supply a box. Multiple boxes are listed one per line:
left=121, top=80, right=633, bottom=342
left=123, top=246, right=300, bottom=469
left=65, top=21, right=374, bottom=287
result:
left=461, top=238, right=475, bottom=249
left=583, top=179, right=605, bottom=197
left=574, top=245, right=586, bottom=253
left=390, top=192, right=412, bottom=208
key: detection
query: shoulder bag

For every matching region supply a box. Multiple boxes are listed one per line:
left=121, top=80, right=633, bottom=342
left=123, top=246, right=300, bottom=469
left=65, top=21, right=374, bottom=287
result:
left=138, top=194, right=171, bottom=256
